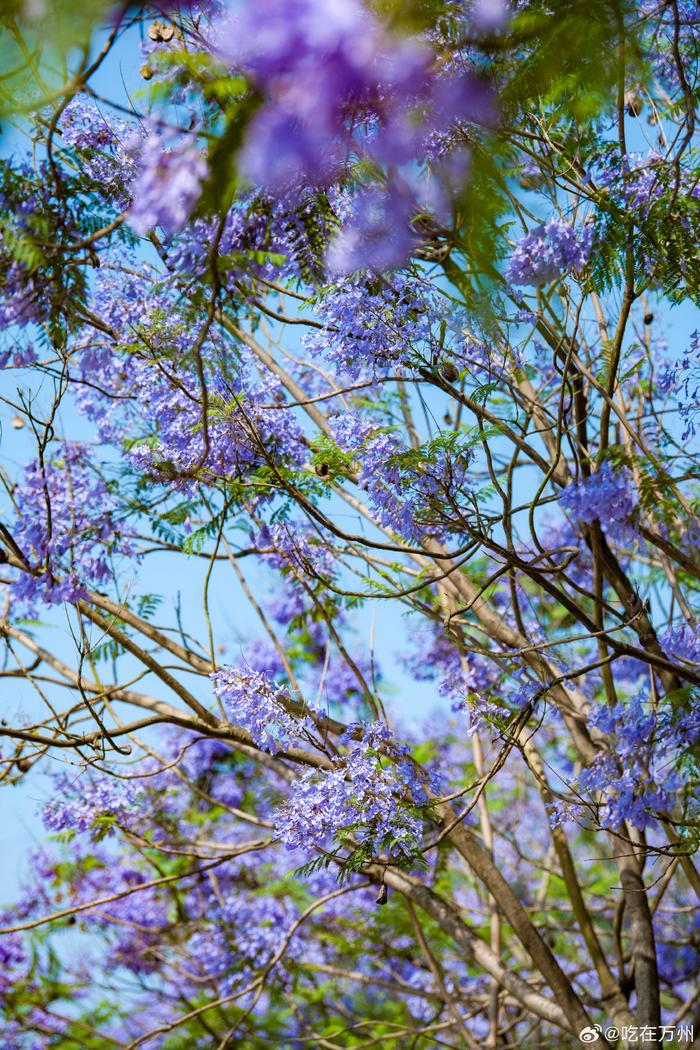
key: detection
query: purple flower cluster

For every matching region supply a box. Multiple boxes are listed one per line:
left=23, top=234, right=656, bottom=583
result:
left=71, top=276, right=306, bottom=489
left=326, top=185, right=418, bottom=274
left=558, top=462, right=638, bottom=539
left=471, top=0, right=511, bottom=31
left=597, top=149, right=668, bottom=216
left=304, top=270, right=445, bottom=379
left=213, top=666, right=314, bottom=753
left=254, top=520, right=336, bottom=580
left=578, top=693, right=700, bottom=830
left=61, top=96, right=119, bottom=151
left=658, top=329, right=700, bottom=440
left=656, top=909, right=700, bottom=986
left=591, top=142, right=700, bottom=281
left=402, top=623, right=496, bottom=705
left=639, top=0, right=700, bottom=92
left=659, top=622, right=700, bottom=665
left=128, top=128, right=207, bottom=236
left=53, top=848, right=170, bottom=974
left=507, top=219, right=594, bottom=286
left=43, top=772, right=144, bottom=837
left=7, top=442, right=131, bottom=613
left=167, top=189, right=335, bottom=285
left=0, top=262, right=48, bottom=328
left=59, top=95, right=138, bottom=205
left=275, top=721, right=425, bottom=856
left=0, top=172, right=56, bottom=329
left=127, top=364, right=305, bottom=489
left=331, top=415, right=474, bottom=542
left=185, top=895, right=298, bottom=994
left=452, top=693, right=510, bottom=735
left=218, top=0, right=422, bottom=191
left=0, top=929, right=26, bottom=995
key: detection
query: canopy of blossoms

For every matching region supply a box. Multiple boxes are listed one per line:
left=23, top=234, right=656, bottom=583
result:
left=1, top=0, right=700, bottom=1047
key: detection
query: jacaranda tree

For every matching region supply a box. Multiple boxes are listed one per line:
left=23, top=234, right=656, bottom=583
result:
left=1, top=0, right=699, bottom=1046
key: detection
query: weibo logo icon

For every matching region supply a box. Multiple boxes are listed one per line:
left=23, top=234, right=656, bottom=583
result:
left=578, top=1026, right=602, bottom=1043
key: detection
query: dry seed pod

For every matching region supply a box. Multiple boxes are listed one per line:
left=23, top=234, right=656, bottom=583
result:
left=440, top=361, right=459, bottom=384
left=518, top=171, right=545, bottom=191
left=624, top=90, right=643, bottom=117
left=148, top=20, right=175, bottom=42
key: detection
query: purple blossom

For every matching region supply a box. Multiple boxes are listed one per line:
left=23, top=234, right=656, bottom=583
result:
left=213, top=666, right=315, bottom=753
left=211, top=0, right=492, bottom=268
left=240, top=637, right=289, bottom=678
left=470, top=0, right=511, bottom=32
left=402, top=623, right=496, bottom=704
left=74, top=285, right=306, bottom=486
left=316, top=651, right=379, bottom=708
left=578, top=693, right=700, bottom=830
left=217, top=0, right=430, bottom=191
left=275, top=721, right=426, bottom=856
left=451, top=694, right=510, bottom=735
left=184, top=895, right=299, bottom=994
left=658, top=329, right=700, bottom=439
left=254, top=521, right=335, bottom=579
left=326, top=185, right=417, bottom=274
left=0, top=261, right=49, bottom=327
left=330, top=415, right=474, bottom=543
left=558, top=462, right=638, bottom=539
left=6, top=442, right=132, bottom=614
left=60, top=95, right=122, bottom=150
left=659, top=622, right=700, bottom=665
left=303, top=269, right=446, bottom=380
left=265, top=584, right=309, bottom=626
left=59, top=96, right=138, bottom=205
left=656, top=914, right=700, bottom=985
left=43, top=772, right=144, bottom=837
left=0, top=930, right=26, bottom=995
left=507, top=219, right=594, bottom=286
left=128, top=129, right=207, bottom=236
left=598, top=149, right=667, bottom=215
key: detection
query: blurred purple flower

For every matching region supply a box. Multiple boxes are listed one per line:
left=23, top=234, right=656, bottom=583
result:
left=214, top=0, right=492, bottom=254
left=470, top=0, right=511, bottom=32
left=326, top=186, right=416, bottom=273
left=128, top=129, right=207, bottom=236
